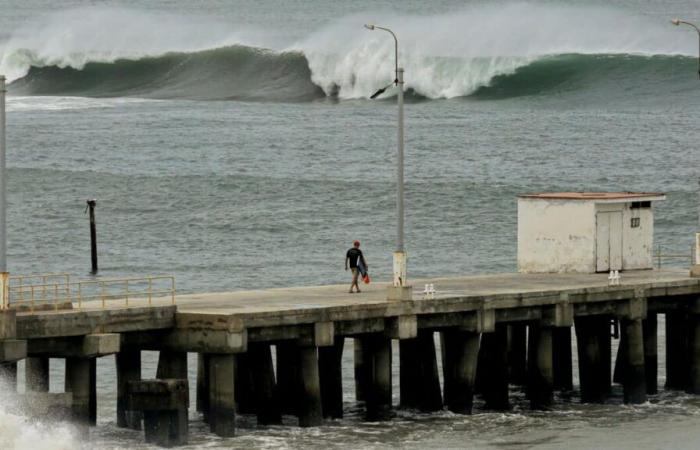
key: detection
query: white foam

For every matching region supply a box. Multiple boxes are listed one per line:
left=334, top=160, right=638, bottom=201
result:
left=6, top=96, right=160, bottom=112
left=0, top=378, right=80, bottom=450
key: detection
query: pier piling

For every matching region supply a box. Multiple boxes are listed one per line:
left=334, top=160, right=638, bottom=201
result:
left=552, top=327, right=573, bottom=391
left=478, top=324, right=510, bottom=411
left=65, top=357, right=96, bottom=426
left=208, top=354, right=236, bottom=437
left=157, top=351, right=187, bottom=379
left=25, top=356, right=49, bottom=392
left=441, top=329, right=479, bottom=414
left=666, top=311, right=689, bottom=390
left=127, top=379, right=189, bottom=447
left=360, top=334, right=392, bottom=421
left=687, top=312, right=700, bottom=394
left=249, top=343, right=282, bottom=425
left=319, top=338, right=344, bottom=419
left=620, top=318, right=647, bottom=404
left=575, top=316, right=608, bottom=403
left=196, top=353, right=210, bottom=422
left=643, top=313, right=658, bottom=395
left=298, top=345, right=323, bottom=427
left=527, top=324, right=554, bottom=409
left=117, top=350, right=143, bottom=429
left=276, top=341, right=301, bottom=415
left=508, top=324, right=527, bottom=386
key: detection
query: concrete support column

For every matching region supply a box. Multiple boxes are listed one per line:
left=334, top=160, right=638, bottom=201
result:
left=643, top=313, right=658, bottom=395
left=354, top=338, right=368, bottom=402
left=196, top=353, right=210, bottom=422
left=360, top=334, right=392, bottom=421
left=65, top=357, right=97, bottom=426
left=117, top=350, right=142, bottom=429
left=298, top=345, right=322, bottom=427
left=552, top=327, right=573, bottom=391
left=156, top=350, right=187, bottom=379
left=441, top=329, right=480, bottom=414
left=598, top=318, right=612, bottom=397
left=478, top=324, right=510, bottom=411
left=574, top=316, right=608, bottom=403
left=508, top=324, right=527, bottom=386
left=234, top=352, right=256, bottom=414
left=249, top=342, right=282, bottom=425
left=319, top=338, right=344, bottom=419
left=276, top=341, right=300, bottom=415
left=620, top=318, right=647, bottom=404
left=25, top=357, right=49, bottom=392
left=399, top=338, right=420, bottom=408
left=688, top=314, right=700, bottom=394
left=666, top=312, right=689, bottom=390
left=527, top=324, right=554, bottom=409
left=208, top=354, right=236, bottom=437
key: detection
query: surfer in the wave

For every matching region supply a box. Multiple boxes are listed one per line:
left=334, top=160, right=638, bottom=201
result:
left=345, top=240, right=368, bottom=293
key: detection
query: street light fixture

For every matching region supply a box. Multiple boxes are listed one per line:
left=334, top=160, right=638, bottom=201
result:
left=671, top=18, right=700, bottom=78
left=671, top=19, right=700, bottom=276
left=364, top=23, right=411, bottom=300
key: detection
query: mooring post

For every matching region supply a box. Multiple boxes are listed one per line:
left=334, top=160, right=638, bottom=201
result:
left=666, top=311, right=689, bottom=390
left=117, top=349, right=142, bottom=429
left=25, top=356, right=49, bottom=392
left=620, top=318, right=647, bottom=404
left=298, top=344, right=323, bottom=427
left=643, top=313, right=658, bottom=395
left=86, top=199, right=98, bottom=274
left=441, top=329, right=480, bottom=414
left=65, top=357, right=97, bottom=426
left=508, top=324, right=527, bottom=386
left=248, top=342, right=282, bottom=425
left=319, top=338, right=344, bottom=419
left=527, top=324, right=554, bottom=409
left=478, top=324, right=510, bottom=411
left=360, top=334, right=392, bottom=421
left=208, top=354, right=236, bottom=437
left=552, top=327, right=573, bottom=391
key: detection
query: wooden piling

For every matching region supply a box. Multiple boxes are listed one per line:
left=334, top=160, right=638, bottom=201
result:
left=479, top=324, right=510, bottom=411
left=25, top=356, right=49, bottom=392
left=117, top=350, right=143, bottom=429
left=249, top=343, right=282, bottom=425
left=508, top=324, right=527, bottom=386
left=665, top=311, right=689, bottom=390
left=441, top=329, right=479, bottom=414
left=527, top=324, right=554, bottom=409
left=298, top=345, right=322, bottom=427
left=208, top=354, right=236, bottom=437
left=552, top=327, right=573, bottom=391
left=319, top=338, right=344, bottom=419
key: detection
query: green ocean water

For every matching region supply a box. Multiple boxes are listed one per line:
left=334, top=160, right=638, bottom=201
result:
left=1, top=1, right=700, bottom=449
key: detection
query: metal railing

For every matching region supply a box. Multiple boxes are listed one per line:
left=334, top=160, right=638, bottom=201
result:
left=4, top=274, right=175, bottom=311
left=654, top=244, right=694, bottom=269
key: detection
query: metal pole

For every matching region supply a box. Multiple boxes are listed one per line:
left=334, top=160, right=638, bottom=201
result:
left=86, top=199, right=98, bottom=274
left=0, top=76, right=6, bottom=274
left=397, top=67, right=404, bottom=254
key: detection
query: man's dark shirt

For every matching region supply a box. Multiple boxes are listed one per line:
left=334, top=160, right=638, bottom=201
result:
left=346, top=248, right=364, bottom=269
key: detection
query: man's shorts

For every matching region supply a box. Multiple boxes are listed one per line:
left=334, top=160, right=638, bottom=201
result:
left=351, top=268, right=359, bottom=276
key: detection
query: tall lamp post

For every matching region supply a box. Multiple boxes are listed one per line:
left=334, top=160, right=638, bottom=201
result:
left=671, top=19, right=700, bottom=276
left=0, top=76, right=7, bottom=308
left=364, top=24, right=412, bottom=300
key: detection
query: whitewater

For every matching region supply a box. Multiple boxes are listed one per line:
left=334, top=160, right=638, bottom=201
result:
left=0, top=3, right=697, bottom=101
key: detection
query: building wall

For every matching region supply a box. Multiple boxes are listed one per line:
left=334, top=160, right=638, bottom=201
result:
left=517, top=198, right=597, bottom=273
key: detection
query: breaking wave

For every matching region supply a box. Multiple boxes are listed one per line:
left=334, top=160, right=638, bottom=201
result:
left=1, top=3, right=698, bottom=102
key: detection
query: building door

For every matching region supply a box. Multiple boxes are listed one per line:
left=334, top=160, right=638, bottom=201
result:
left=596, top=211, right=623, bottom=272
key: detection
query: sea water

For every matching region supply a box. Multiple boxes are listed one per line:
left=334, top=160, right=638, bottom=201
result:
left=1, top=0, right=700, bottom=448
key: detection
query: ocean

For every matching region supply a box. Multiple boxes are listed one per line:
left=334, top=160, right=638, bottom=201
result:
left=1, top=0, right=700, bottom=448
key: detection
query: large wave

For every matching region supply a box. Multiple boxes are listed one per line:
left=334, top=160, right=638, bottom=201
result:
left=1, top=4, right=698, bottom=102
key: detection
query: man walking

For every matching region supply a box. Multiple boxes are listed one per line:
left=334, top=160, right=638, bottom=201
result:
left=345, top=240, right=368, bottom=293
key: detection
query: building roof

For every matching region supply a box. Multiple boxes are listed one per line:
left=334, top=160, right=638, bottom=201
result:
left=518, top=192, right=666, bottom=201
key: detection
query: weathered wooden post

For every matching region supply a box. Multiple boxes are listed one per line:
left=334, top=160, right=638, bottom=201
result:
left=86, top=199, right=98, bottom=274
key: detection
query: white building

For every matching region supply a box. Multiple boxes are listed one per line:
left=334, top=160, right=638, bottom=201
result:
left=517, top=192, right=666, bottom=273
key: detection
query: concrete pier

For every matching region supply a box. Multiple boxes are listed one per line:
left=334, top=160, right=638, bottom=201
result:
left=25, top=356, right=49, bottom=392
left=10, top=269, right=700, bottom=440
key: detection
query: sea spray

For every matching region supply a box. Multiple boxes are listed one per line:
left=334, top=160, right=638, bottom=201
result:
left=0, top=377, right=82, bottom=450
